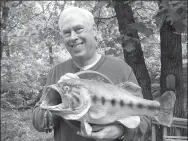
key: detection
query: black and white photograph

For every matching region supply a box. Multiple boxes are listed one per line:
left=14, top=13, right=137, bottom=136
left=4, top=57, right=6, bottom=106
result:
left=1, top=1, right=187, bottom=141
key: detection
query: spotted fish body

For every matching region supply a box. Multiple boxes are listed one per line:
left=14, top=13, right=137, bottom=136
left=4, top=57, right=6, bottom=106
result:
left=40, top=78, right=176, bottom=135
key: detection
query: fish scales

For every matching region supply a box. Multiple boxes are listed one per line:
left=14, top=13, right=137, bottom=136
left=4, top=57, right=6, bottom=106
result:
left=91, top=93, right=159, bottom=111
left=89, top=93, right=160, bottom=119
left=82, top=80, right=160, bottom=117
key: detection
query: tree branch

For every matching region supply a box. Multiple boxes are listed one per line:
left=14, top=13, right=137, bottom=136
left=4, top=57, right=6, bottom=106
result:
left=94, top=15, right=116, bottom=20
left=58, top=1, right=66, bottom=20
left=136, top=11, right=145, bottom=19
left=133, top=6, right=156, bottom=12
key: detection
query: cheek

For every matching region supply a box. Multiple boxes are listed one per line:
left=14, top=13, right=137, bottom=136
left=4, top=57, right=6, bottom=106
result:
left=64, top=39, right=70, bottom=46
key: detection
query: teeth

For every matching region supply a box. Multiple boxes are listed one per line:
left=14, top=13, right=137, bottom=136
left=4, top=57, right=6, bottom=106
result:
left=72, top=43, right=83, bottom=48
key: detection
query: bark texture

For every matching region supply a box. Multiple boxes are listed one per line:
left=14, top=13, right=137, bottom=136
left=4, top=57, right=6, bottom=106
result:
left=114, top=2, right=152, bottom=101
left=159, top=20, right=184, bottom=138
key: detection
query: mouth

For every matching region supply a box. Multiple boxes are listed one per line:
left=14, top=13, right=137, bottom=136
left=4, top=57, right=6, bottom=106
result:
left=71, top=42, right=84, bottom=48
left=40, top=86, right=84, bottom=112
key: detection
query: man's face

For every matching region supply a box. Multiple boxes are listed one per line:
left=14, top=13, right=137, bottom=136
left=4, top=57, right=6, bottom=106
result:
left=60, top=13, right=96, bottom=60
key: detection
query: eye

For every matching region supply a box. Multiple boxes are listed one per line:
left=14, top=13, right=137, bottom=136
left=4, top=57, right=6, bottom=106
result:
left=75, top=28, right=84, bottom=33
left=62, top=31, right=71, bottom=37
left=64, top=86, right=70, bottom=92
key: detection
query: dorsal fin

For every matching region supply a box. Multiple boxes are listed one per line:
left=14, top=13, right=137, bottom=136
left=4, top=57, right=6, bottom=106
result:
left=116, top=81, right=142, bottom=97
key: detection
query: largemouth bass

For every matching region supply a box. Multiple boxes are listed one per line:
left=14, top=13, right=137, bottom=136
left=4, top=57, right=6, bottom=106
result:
left=40, top=74, right=176, bottom=135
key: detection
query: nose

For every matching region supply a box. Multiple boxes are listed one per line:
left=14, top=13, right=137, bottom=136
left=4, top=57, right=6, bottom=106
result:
left=70, top=31, right=78, bottom=42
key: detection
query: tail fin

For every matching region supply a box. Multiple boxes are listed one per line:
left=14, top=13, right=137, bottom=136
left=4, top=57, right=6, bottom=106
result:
left=154, top=91, right=176, bottom=127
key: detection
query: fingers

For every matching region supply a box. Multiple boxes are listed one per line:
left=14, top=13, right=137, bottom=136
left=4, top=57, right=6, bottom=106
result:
left=76, top=130, right=104, bottom=140
left=77, top=125, right=107, bottom=140
left=58, top=73, right=80, bottom=83
left=91, top=131, right=104, bottom=139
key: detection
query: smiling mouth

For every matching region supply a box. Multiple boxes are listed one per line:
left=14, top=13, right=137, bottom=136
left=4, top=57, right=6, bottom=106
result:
left=71, top=42, right=84, bottom=48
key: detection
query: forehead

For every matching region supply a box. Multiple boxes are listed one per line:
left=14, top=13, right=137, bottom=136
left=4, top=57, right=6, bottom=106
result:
left=60, top=13, right=87, bottom=31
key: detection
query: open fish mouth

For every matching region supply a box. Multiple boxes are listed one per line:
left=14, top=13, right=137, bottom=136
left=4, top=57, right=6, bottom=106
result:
left=40, top=85, right=84, bottom=113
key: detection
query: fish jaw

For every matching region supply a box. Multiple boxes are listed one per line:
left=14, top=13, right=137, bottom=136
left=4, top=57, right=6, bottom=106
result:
left=40, top=81, right=91, bottom=120
left=62, top=87, right=92, bottom=120
left=40, top=84, right=70, bottom=111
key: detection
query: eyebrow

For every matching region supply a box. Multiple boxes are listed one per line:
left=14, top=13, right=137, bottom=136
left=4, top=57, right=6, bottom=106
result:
left=62, top=24, right=85, bottom=32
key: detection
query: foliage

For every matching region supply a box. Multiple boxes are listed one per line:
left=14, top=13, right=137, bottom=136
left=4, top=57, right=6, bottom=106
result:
left=93, top=1, right=162, bottom=82
left=1, top=108, right=53, bottom=141
left=154, top=1, right=187, bottom=34
left=1, top=1, right=71, bottom=94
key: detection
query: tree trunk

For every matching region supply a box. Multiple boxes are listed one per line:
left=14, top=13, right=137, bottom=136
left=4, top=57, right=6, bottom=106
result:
left=1, top=1, right=10, bottom=59
left=114, top=2, right=152, bottom=140
left=114, top=2, right=152, bottom=100
left=2, top=1, right=12, bottom=82
left=160, top=20, right=184, bottom=138
left=46, top=43, right=53, bottom=65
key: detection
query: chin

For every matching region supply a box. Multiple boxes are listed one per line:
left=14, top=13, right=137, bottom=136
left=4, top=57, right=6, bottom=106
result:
left=72, top=52, right=86, bottom=59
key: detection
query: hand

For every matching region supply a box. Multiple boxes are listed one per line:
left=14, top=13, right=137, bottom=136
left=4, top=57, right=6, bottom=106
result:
left=77, top=124, right=124, bottom=141
left=58, top=73, right=79, bottom=83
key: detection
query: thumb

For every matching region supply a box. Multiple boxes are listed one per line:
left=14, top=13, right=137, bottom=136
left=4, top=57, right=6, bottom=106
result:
left=65, top=73, right=80, bottom=79
left=58, top=73, right=80, bottom=83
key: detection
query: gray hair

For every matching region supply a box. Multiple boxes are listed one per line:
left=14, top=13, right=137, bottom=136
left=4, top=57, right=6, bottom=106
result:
left=59, top=7, right=95, bottom=30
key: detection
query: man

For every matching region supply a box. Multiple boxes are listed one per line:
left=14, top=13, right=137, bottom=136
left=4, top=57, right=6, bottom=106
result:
left=32, top=7, right=151, bottom=141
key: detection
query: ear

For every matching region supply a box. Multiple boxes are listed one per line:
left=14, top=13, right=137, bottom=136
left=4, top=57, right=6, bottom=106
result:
left=92, top=24, right=98, bottom=37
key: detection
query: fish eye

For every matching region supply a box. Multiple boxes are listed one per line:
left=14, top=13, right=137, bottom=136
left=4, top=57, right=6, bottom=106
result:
left=64, top=86, right=70, bottom=92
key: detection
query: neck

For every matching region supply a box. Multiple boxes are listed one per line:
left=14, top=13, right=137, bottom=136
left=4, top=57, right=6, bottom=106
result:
left=73, top=53, right=101, bottom=68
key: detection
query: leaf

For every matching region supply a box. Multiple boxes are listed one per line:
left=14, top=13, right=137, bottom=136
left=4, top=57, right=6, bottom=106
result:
left=153, top=7, right=168, bottom=26
left=168, top=8, right=182, bottom=24
left=106, top=3, right=112, bottom=8
left=173, top=21, right=187, bottom=34
left=141, top=37, right=148, bottom=44
left=93, top=1, right=109, bottom=12
left=124, top=0, right=135, bottom=5
left=10, top=7, right=18, bottom=16
left=124, top=1, right=130, bottom=4
left=105, top=48, right=115, bottom=55
left=129, top=22, right=146, bottom=30
left=154, top=15, right=165, bottom=28
left=129, top=22, right=153, bottom=37
left=154, top=9, right=168, bottom=19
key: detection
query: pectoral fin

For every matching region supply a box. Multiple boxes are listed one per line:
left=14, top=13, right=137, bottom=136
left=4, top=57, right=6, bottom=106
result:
left=117, top=116, right=140, bottom=128
left=89, top=105, right=107, bottom=119
left=80, top=119, right=92, bottom=136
